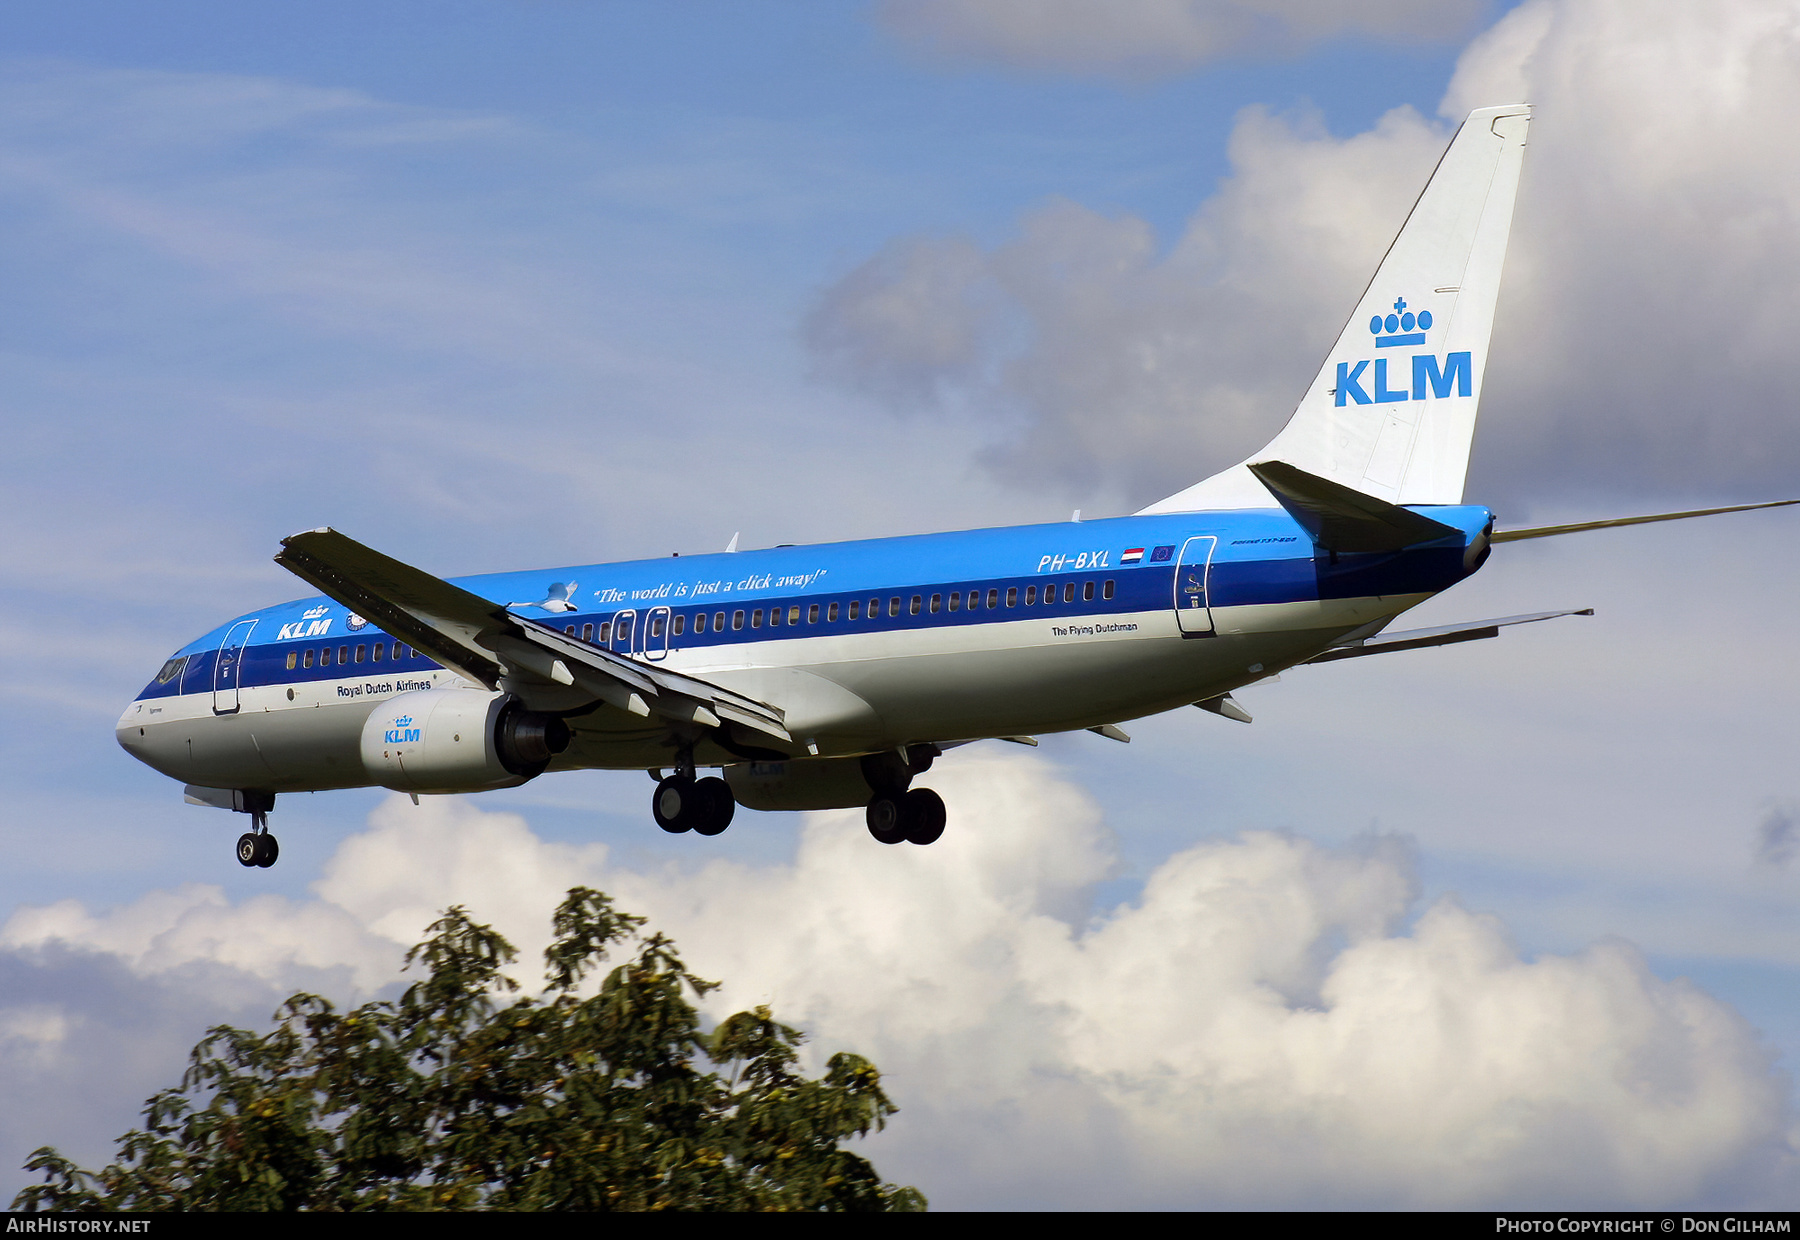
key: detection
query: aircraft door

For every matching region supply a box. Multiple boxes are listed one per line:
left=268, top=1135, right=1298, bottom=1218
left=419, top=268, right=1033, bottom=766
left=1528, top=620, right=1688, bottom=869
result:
left=644, top=606, right=671, bottom=661
left=213, top=619, right=258, bottom=714
left=611, top=609, right=637, bottom=656
left=1173, top=537, right=1217, bottom=636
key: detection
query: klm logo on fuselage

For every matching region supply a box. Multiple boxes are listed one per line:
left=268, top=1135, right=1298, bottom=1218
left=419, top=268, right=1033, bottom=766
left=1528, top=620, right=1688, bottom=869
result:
left=384, top=714, right=421, bottom=745
left=276, top=618, right=333, bottom=640
left=1334, top=295, right=1471, bottom=407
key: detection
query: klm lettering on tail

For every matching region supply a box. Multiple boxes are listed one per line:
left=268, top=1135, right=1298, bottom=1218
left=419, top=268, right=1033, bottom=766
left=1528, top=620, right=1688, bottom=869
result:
left=1335, top=295, right=1471, bottom=407
left=1335, top=353, right=1472, bottom=406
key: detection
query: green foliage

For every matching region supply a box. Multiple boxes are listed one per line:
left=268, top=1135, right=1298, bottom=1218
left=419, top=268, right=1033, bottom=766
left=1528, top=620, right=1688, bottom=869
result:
left=14, top=888, right=925, bottom=1212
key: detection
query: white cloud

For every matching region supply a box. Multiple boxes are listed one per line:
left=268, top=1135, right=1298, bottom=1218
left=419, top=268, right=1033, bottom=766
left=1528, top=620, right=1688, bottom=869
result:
left=821, top=0, right=1800, bottom=511
left=878, top=0, right=1485, bottom=77
left=4, top=752, right=1791, bottom=1208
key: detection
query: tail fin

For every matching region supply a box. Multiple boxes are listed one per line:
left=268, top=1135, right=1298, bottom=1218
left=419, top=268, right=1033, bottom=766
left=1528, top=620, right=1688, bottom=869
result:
left=1141, top=104, right=1531, bottom=515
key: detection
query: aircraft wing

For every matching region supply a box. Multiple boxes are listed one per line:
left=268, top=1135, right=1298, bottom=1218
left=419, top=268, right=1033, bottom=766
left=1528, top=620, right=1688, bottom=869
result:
left=1305, top=608, right=1593, bottom=664
left=274, top=528, right=790, bottom=742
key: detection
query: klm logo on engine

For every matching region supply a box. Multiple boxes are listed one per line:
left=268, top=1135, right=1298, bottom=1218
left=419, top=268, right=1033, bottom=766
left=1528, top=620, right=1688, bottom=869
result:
left=1334, top=296, right=1471, bottom=407
left=385, top=714, right=421, bottom=745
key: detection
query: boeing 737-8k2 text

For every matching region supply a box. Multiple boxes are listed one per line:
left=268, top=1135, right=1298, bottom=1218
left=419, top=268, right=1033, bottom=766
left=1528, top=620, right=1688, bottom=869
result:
left=116, top=106, right=1795, bottom=867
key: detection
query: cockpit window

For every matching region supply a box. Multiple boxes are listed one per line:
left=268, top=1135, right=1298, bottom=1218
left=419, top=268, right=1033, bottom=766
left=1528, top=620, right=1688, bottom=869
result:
left=155, top=656, right=188, bottom=685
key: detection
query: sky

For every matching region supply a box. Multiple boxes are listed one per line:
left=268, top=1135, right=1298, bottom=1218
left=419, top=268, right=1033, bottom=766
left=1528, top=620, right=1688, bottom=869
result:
left=3, top=0, right=1800, bottom=1210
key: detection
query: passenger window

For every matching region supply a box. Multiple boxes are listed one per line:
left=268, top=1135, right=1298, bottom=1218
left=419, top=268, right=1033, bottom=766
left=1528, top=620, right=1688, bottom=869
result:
left=565, top=625, right=576, bottom=636
left=582, top=623, right=594, bottom=642
left=1025, top=586, right=1037, bottom=605
left=808, top=604, right=820, bottom=624
left=1103, top=580, right=1114, bottom=600
left=769, top=607, right=782, bottom=627
left=1082, top=581, right=1094, bottom=602
left=966, top=590, right=979, bottom=610
left=752, top=609, right=763, bottom=628
left=599, top=621, right=612, bottom=643
left=304, top=649, right=315, bottom=669
left=1064, top=583, right=1075, bottom=603
left=354, top=644, right=365, bottom=663
left=373, top=643, right=384, bottom=662
left=651, top=616, right=665, bottom=638
left=787, top=606, right=799, bottom=625
left=693, top=613, right=706, bottom=634
left=930, top=594, right=942, bottom=613
left=673, top=614, right=685, bottom=636
left=733, top=610, right=746, bottom=630
left=1006, top=587, right=1018, bottom=607
left=890, top=597, right=902, bottom=617
left=286, top=652, right=297, bottom=670
left=339, top=646, right=350, bottom=664
left=987, top=589, right=999, bottom=609
left=828, top=601, right=839, bottom=622
left=849, top=600, right=861, bottom=620
left=947, top=592, right=960, bottom=612
left=910, top=595, right=922, bottom=615
left=715, top=611, right=727, bottom=632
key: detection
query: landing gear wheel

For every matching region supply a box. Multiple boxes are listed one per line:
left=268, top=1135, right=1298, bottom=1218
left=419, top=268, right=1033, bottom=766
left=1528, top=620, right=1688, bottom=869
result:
left=901, top=788, right=946, bottom=846
left=653, top=776, right=697, bottom=833
left=691, top=777, right=735, bottom=836
left=237, top=831, right=279, bottom=867
left=866, top=795, right=907, bottom=845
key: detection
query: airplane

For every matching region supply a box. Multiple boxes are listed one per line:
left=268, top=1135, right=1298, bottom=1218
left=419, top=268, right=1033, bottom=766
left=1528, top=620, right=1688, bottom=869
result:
left=116, top=105, right=1796, bottom=868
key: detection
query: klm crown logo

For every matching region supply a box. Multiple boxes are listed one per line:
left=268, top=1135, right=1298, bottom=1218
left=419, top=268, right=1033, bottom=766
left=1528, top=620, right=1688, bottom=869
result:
left=1369, top=296, right=1431, bottom=348
left=1335, top=294, right=1470, bottom=408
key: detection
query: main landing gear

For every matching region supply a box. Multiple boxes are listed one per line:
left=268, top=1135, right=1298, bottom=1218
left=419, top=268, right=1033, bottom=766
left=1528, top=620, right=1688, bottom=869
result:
left=866, top=788, right=947, bottom=846
left=236, top=809, right=279, bottom=868
left=652, top=747, right=736, bottom=836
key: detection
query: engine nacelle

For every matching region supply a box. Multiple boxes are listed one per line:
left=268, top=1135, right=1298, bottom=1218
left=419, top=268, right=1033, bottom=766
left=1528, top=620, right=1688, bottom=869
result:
left=361, top=689, right=571, bottom=793
left=724, top=750, right=929, bottom=812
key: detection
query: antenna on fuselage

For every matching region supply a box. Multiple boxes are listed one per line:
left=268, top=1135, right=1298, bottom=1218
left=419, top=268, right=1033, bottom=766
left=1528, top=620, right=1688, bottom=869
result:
left=725, top=532, right=740, bottom=553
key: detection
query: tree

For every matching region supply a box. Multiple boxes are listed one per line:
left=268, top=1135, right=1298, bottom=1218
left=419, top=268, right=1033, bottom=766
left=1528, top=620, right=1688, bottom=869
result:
left=14, top=888, right=925, bottom=1212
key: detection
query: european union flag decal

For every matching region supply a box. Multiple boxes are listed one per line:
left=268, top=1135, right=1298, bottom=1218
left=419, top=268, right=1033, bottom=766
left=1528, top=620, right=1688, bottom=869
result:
left=1150, top=545, right=1175, bottom=563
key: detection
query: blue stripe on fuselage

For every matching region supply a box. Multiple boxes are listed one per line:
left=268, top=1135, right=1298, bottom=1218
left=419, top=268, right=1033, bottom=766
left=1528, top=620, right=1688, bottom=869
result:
left=137, top=507, right=1492, bottom=700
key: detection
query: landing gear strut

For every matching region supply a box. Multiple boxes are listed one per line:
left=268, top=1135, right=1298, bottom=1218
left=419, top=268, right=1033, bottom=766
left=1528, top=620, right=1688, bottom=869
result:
left=651, top=746, right=736, bottom=836
left=866, top=787, right=947, bottom=846
left=236, top=809, right=279, bottom=868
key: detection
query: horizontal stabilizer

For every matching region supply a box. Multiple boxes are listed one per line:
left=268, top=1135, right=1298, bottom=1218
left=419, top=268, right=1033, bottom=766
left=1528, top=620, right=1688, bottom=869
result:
left=1250, top=461, right=1461, bottom=553
left=1306, top=607, right=1592, bottom=664
left=1492, top=499, right=1800, bottom=543
left=275, top=529, right=789, bottom=743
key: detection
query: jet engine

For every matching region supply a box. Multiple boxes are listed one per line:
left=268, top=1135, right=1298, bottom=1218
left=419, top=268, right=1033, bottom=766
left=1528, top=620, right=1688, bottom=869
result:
left=361, top=689, right=570, bottom=793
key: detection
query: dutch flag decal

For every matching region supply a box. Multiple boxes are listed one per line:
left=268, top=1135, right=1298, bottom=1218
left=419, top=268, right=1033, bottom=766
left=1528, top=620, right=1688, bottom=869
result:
left=1122, top=548, right=1144, bottom=563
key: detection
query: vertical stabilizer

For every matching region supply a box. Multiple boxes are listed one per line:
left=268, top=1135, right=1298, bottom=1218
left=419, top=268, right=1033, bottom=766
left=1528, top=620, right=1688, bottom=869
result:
left=1141, top=105, right=1531, bottom=514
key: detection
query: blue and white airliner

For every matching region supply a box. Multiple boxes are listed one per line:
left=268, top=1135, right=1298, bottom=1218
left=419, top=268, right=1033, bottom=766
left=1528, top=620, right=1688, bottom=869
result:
left=117, top=106, right=1794, bottom=866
